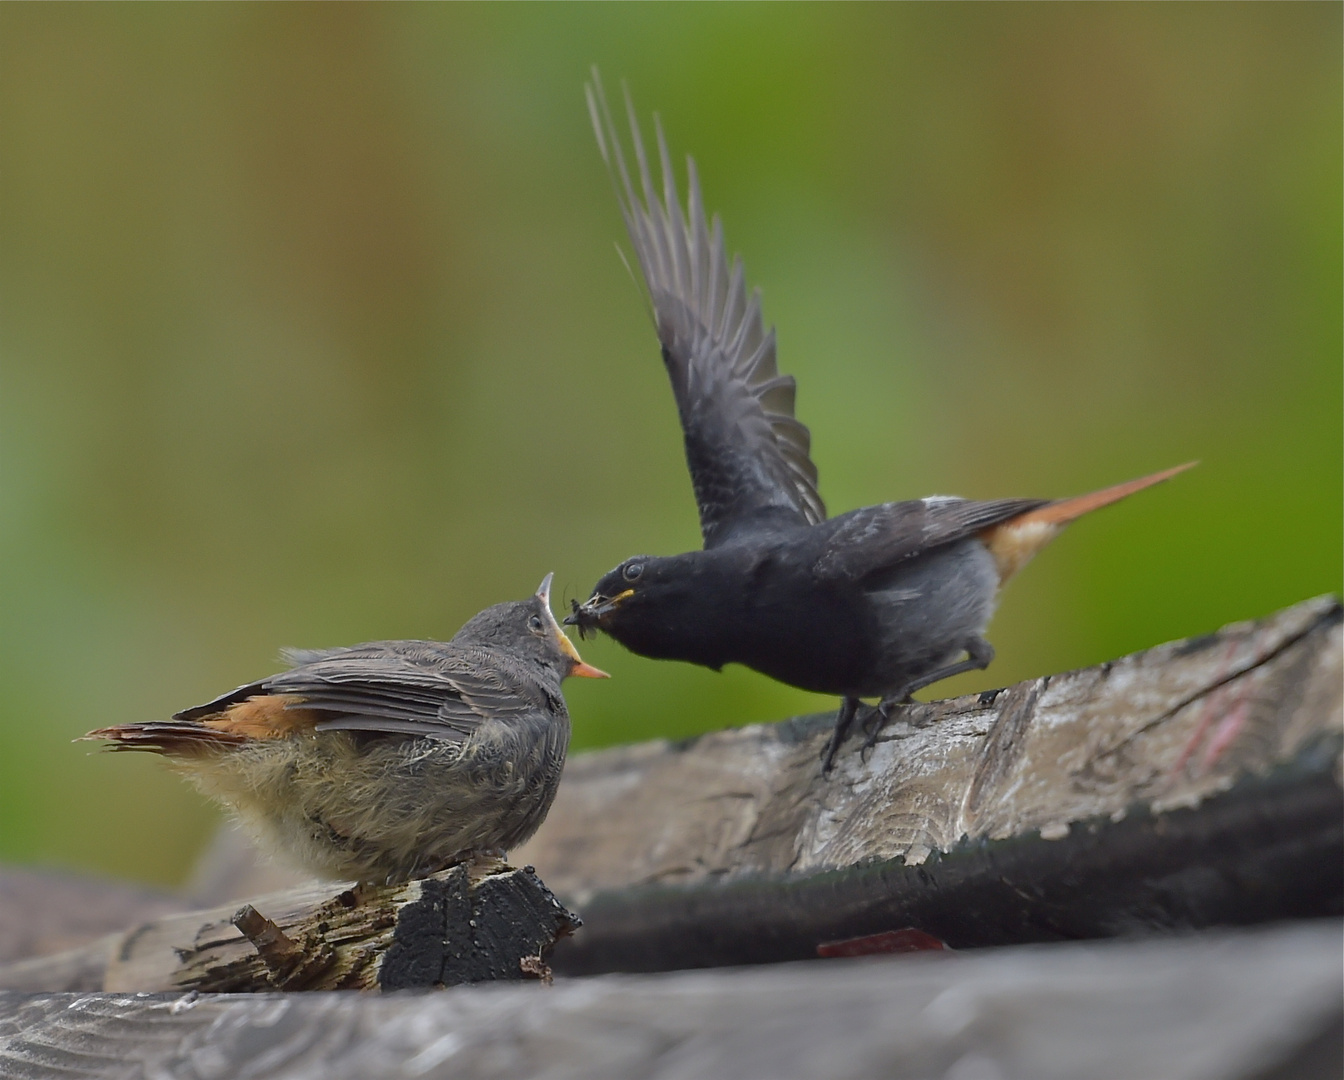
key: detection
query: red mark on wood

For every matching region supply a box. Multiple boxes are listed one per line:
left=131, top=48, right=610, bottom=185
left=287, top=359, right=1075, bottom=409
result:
left=817, top=928, right=951, bottom=958
left=1172, top=641, right=1250, bottom=779
left=1200, top=700, right=1251, bottom=774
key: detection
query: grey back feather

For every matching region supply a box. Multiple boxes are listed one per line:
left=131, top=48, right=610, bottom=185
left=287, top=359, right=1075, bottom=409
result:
left=176, top=640, right=563, bottom=745
left=267, top=644, right=555, bottom=743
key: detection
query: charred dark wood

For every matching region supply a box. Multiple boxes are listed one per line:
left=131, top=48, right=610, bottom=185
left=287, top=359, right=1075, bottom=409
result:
left=380, top=865, right=577, bottom=990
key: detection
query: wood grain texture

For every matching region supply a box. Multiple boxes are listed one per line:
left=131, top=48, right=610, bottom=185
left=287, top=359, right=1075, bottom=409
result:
left=515, top=596, right=1342, bottom=898
left=0, top=921, right=1339, bottom=1080
left=516, top=597, right=1341, bottom=972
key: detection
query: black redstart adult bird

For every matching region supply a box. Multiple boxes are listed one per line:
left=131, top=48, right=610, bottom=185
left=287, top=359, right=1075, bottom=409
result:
left=568, top=77, right=1194, bottom=772
left=86, top=575, right=608, bottom=883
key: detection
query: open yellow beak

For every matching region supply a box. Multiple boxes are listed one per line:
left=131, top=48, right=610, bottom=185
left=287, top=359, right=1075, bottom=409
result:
left=536, top=573, right=610, bottom=679
left=557, top=633, right=610, bottom=679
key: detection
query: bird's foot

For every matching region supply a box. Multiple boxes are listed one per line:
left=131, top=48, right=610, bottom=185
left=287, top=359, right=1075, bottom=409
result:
left=463, top=848, right=510, bottom=884
left=820, top=697, right=862, bottom=775
left=858, top=695, right=912, bottom=760
left=819, top=726, right=845, bottom=775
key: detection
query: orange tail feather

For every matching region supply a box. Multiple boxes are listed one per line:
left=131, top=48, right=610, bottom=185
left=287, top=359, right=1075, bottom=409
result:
left=981, top=461, right=1196, bottom=583
left=1006, top=461, right=1196, bottom=530
left=82, top=695, right=315, bottom=756
left=80, top=721, right=251, bottom=756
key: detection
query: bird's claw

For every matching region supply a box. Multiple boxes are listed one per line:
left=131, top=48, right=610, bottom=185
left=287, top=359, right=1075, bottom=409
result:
left=820, top=698, right=862, bottom=775
left=858, top=705, right=887, bottom=762
left=858, top=696, right=911, bottom=759
left=819, top=731, right=842, bottom=774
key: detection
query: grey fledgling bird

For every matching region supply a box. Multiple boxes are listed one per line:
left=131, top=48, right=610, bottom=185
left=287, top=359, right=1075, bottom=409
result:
left=85, top=575, right=607, bottom=884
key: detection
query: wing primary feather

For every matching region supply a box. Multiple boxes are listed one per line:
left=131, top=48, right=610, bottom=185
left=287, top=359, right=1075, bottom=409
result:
left=687, top=157, right=713, bottom=336
left=312, top=716, right=473, bottom=740
left=727, top=290, right=763, bottom=368
left=655, top=119, right=690, bottom=314
left=721, top=254, right=746, bottom=342
left=708, top=215, right=728, bottom=339
left=587, top=72, right=828, bottom=541
left=741, top=327, right=775, bottom=383
left=625, top=91, right=667, bottom=294
left=588, top=71, right=661, bottom=331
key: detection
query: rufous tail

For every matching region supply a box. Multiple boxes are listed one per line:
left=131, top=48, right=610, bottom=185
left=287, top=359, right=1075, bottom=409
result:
left=980, top=461, right=1196, bottom=584
left=81, top=695, right=314, bottom=756
left=79, top=721, right=250, bottom=756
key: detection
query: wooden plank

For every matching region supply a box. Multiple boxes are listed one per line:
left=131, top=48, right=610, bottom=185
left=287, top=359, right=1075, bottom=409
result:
left=2, top=597, right=1338, bottom=987
left=0, top=921, right=1339, bottom=1080
left=518, top=596, right=1341, bottom=895
left=507, top=596, right=1343, bottom=971
left=0, top=867, right=188, bottom=963
left=553, top=751, right=1341, bottom=972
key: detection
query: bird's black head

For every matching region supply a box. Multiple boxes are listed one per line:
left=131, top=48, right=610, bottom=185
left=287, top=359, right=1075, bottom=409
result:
left=564, top=556, right=659, bottom=639
left=564, top=554, right=719, bottom=666
left=455, top=574, right=609, bottom=681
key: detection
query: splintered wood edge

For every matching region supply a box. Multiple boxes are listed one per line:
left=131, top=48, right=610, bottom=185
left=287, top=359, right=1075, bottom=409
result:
left=103, top=879, right=401, bottom=992
left=96, top=865, right=579, bottom=993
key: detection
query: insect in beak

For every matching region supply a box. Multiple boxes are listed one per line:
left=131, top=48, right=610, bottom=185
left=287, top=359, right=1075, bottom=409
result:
left=564, top=590, right=634, bottom=636
left=566, top=598, right=593, bottom=639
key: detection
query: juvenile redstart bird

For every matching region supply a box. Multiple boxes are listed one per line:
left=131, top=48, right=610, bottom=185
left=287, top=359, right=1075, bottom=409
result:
left=85, top=575, right=608, bottom=883
left=568, top=76, right=1194, bottom=773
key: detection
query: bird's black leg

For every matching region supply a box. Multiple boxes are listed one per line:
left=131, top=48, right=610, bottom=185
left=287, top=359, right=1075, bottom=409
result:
left=820, top=696, right=862, bottom=774
left=859, top=637, right=996, bottom=756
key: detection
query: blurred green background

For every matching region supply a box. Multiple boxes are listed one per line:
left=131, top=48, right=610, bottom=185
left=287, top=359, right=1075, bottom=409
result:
left=0, top=4, right=1338, bottom=887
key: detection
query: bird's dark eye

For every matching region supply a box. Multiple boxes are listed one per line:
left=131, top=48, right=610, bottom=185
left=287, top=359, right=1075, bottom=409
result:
left=623, top=563, right=644, bottom=582
left=527, top=615, right=545, bottom=634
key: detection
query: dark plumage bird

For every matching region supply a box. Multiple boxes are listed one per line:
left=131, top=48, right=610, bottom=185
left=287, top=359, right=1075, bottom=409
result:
left=568, top=77, right=1194, bottom=772
left=86, top=575, right=608, bottom=883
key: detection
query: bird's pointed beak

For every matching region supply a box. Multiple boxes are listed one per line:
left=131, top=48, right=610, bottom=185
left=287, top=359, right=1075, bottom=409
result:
left=537, top=573, right=610, bottom=679
left=557, top=633, right=610, bottom=679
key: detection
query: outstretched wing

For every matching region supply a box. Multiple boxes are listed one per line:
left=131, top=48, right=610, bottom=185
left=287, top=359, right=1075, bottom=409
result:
left=588, top=74, right=825, bottom=547
left=813, top=497, right=1048, bottom=582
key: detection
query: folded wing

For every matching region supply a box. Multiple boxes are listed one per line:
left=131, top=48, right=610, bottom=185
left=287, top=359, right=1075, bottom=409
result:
left=160, top=642, right=537, bottom=743
left=813, top=497, right=1048, bottom=582
left=258, top=643, right=537, bottom=739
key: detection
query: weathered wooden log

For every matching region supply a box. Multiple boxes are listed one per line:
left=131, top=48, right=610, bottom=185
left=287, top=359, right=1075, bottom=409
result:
left=506, top=595, right=1342, bottom=972
left=0, top=864, right=579, bottom=993
left=0, top=921, right=1338, bottom=1080
left=2, top=597, right=1338, bottom=988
